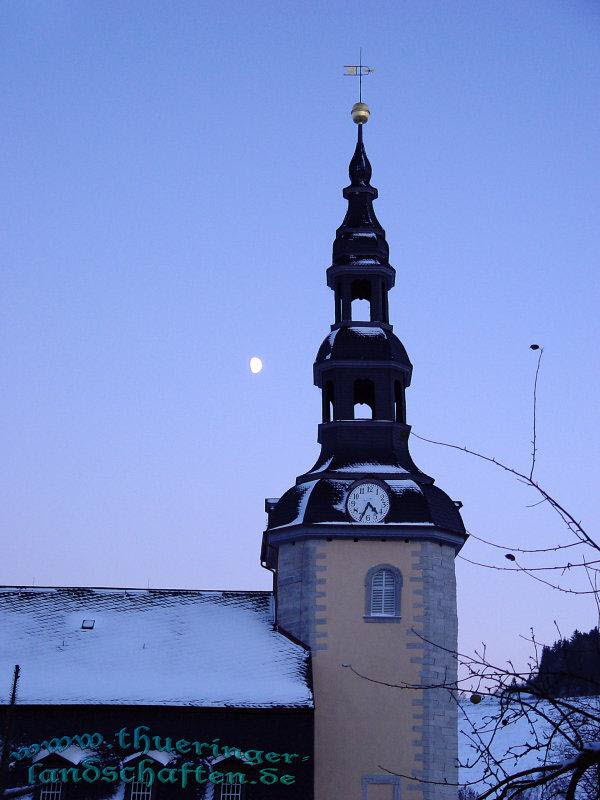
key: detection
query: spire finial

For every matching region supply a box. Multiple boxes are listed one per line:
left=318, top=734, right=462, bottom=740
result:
left=344, top=52, right=374, bottom=124
left=359, top=46, right=363, bottom=102
left=348, top=122, right=372, bottom=185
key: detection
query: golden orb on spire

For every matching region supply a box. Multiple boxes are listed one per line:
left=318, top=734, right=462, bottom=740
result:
left=351, top=102, right=370, bottom=124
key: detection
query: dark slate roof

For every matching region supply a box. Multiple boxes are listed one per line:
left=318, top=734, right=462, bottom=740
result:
left=267, top=476, right=465, bottom=535
left=315, top=325, right=411, bottom=370
left=330, top=125, right=392, bottom=271
left=0, top=587, right=313, bottom=709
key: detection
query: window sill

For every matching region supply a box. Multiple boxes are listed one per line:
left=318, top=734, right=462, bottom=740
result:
left=363, top=615, right=401, bottom=623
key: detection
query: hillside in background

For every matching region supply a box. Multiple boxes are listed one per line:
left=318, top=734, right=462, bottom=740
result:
left=530, top=627, right=600, bottom=697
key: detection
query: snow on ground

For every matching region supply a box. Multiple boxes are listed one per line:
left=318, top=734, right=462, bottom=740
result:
left=459, top=696, right=600, bottom=792
left=459, top=697, right=548, bottom=788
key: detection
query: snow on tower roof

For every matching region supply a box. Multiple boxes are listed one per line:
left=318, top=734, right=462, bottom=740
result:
left=0, top=586, right=313, bottom=709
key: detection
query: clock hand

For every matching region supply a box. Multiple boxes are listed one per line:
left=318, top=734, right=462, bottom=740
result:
left=359, top=502, right=378, bottom=521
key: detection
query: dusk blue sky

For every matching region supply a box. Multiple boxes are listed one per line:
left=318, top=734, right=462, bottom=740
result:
left=2, top=0, right=599, bottom=666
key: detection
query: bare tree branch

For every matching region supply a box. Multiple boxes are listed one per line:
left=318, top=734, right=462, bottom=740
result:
left=529, top=345, right=543, bottom=480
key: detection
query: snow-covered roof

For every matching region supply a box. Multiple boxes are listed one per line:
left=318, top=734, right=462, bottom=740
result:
left=314, top=324, right=412, bottom=374
left=0, top=587, right=313, bottom=709
left=267, top=475, right=466, bottom=536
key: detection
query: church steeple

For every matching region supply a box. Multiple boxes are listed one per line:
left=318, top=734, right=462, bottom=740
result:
left=262, top=103, right=465, bottom=541
left=261, top=103, right=465, bottom=800
left=329, top=114, right=395, bottom=326
left=331, top=121, right=390, bottom=278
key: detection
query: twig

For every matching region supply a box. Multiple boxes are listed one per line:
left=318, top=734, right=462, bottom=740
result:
left=530, top=346, right=544, bottom=480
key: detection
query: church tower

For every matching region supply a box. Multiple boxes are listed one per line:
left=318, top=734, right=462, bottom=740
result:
left=261, top=103, right=467, bottom=800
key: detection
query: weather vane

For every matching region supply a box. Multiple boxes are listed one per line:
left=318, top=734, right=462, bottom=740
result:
left=344, top=48, right=374, bottom=103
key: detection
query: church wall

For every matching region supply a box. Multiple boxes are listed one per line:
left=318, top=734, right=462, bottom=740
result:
left=276, top=535, right=458, bottom=800
left=310, top=537, right=421, bottom=800
left=411, top=541, right=459, bottom=800
left=276, top=539, right=327, bottom=650
left=312, top=537, right=421, bottom=799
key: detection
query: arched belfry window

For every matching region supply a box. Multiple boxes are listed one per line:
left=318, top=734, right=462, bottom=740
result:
left=351, top=278, right=372, bottom=321
left=323, top=380, right=335, bottom=423
left=364, top=565, right=402, bottom=622
left=353, top=378, right=375, bottom=419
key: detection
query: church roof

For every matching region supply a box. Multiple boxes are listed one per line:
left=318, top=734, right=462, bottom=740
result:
left=329, top=123, right=392, bottom=274
left=0, top=586, right=313, bottom=709
left=267, top=476, right=465, bottom=536
left=315, top=325, right=412, bottom=371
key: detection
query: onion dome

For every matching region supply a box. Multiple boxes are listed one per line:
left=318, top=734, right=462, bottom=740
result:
left=314, top=324, right=412, bottom=380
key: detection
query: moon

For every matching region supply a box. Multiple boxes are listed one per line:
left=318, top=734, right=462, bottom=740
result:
left=249, top=356, right=263, bottom=374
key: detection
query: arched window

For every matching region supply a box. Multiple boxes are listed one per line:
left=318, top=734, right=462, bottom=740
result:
left=353, top=401, right=373, bottom=419
left=353, top=378, right=375, bottom=419
left=351, top=278, right=372, bottom=321
left=371, top=569, right=395, bottom=615
left=364, top=565, right=402, bottom=622
left=351, top=297, right=371, bottom=321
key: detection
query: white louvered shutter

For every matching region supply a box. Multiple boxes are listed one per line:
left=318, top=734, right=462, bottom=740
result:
left=371, top=569, right=395, bottom=616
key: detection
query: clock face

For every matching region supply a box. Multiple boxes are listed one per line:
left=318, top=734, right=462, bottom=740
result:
left=346, top=482, right=390, bottom=524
